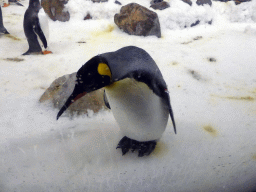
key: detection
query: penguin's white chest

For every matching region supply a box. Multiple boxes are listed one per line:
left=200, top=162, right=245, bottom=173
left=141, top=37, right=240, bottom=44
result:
left=37, top=8, right=49, bottom=49
left=105, top=78, right=169, bottom=142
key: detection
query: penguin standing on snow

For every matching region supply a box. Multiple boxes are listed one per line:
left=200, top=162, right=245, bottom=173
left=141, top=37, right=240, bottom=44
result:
left=23, top=0, right=51, bottom=55
left=0, top=6, right=9, bottom=34
left=57, top=46, right=176, bottom=157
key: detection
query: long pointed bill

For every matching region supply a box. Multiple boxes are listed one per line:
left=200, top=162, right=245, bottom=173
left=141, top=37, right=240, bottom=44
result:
left=56, top=91, right=87, bottom=120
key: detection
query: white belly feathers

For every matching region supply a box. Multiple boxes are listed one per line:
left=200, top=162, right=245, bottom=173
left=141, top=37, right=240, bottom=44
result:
left=105, top=78, right=169, bottom=142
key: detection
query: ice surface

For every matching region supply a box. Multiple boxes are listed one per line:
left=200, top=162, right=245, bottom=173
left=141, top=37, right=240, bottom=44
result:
left=0, top=0, right=256, bottom=191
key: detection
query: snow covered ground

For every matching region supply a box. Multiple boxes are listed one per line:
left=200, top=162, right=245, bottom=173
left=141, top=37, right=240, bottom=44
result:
left=0, top=0, right=256, bottom=191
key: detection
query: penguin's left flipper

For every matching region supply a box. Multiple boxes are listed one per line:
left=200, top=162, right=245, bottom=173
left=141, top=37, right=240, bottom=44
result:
left=116, top=136, right=156, bottom=157
left=34, top=18, right=47, bottom=49
left=163, top=90, right=176, bottom=134
left=103, top=90, right=111, bottom=109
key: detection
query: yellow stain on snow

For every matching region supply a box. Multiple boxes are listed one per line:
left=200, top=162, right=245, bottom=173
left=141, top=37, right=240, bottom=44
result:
left=91, top=24, right=115, bottom=37
left=203, top=125, right=218, bottom=137
left=211, top=94, right=255, bottom=101
left=252, top=154, right=256, bottom=161
left=6, top=34, right=22, bottom=41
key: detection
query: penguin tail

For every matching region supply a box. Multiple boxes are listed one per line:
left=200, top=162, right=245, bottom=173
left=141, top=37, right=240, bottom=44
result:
left=15, top=2, right=24, bottom=6
left=4, top=30, right=10, bottom=34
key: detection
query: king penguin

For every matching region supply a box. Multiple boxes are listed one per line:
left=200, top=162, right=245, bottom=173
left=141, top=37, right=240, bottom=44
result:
left=57, top=46, right=176, bottom=157
left=23, top=0, right=51, bottom=55
left=0, top=6, right=9, bottom=34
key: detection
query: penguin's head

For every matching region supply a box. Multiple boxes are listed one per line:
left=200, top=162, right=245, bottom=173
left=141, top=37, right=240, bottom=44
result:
left=57, top=56, right=112, bottom=120
left=29, top=0, right=41, bottom=11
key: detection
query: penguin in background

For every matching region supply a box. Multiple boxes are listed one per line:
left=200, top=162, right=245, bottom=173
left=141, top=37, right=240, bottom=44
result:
left=23, top=0, right=52, bottom=55
left=0, top=6, right=9, bottom=34
left=57, top=46, right=176, bottom=157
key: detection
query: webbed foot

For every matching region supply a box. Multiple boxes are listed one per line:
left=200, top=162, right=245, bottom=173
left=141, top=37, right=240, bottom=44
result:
left=116, top=136, right=156, bottom=157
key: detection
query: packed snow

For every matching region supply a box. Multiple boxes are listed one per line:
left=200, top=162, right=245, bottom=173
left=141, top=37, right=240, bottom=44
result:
left=0, top=0, right=256, bottom=191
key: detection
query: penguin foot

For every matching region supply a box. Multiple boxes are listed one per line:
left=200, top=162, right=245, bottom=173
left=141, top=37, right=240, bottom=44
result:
left=116, top=136, right=156, bottom=157
left=42, top=50, right=53, bottom=55
left=3, top=3, right=10, bottom=7
left=22, top=51, right=43, bottom=55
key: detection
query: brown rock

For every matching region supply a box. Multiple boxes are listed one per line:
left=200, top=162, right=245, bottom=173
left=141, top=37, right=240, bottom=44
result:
left=41, top=0, right=70, bottom=22
left=114, top=3, right=161, bottom=38
left=40, top=72, right=107, bottom=117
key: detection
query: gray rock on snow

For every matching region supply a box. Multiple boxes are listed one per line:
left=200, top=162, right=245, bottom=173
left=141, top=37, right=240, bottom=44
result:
left=39, top=72, right=107, bottom=117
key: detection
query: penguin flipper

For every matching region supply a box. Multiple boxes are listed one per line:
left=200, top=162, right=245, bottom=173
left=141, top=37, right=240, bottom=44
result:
left=163, top=90, right=176, bottom=134
left=103, top=89, right=111, bottom=109
left=34, top=18, right=47, bottom=49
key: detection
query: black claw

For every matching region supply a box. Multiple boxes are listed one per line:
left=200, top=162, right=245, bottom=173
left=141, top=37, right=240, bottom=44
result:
left=116, top=136, right=156, bottom=157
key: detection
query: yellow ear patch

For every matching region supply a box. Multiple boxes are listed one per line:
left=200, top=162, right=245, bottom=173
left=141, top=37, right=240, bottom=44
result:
left=98, top=63, right=112, bottom=78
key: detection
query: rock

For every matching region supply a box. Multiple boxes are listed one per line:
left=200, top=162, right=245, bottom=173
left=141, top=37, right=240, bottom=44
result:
left=196, top=0, right=212, bottom=6
left=150, top=0, right=163, bottom=4
left=150, top=1, right=170, bottom=10
left=39, top=72, right=107, bottom=117
left=214, top=0, right=251, bottom=4
left=181, top=0, right=192, bottom=6
left=114, top=3, right=161, bottom=38
left=181, top=0, right=212, bottom=6
left=41, top=0, right=70, bottom=22
left=84, top=13, right=92, bottom=20
left=115, top=0, right=122, bottom=5
left=92, top=0, right=108, bottom=3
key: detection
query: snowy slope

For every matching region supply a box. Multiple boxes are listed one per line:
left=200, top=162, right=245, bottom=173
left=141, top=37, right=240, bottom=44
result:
left=0, top=0, right=256, bottom=191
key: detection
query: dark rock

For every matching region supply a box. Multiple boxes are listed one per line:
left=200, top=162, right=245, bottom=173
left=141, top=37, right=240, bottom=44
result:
left=189, top=20, right=212, bottom=27
left=213, top=0, right=251, bottom=5
left=84, top=13, right=92, bottom=20
left=39, top=72, right=107, bottom=117
left=150, top=1, right=170, bottom=10
left=114, top=3, right=161, bottom=38
left=150, top=0, right=163, bottom=5
left=181, top=0, right=212, bottom=6
left=92, top=0, right=108, bottom=3
left=41, top=0, right=70, bottom=22
left=115, top=0, right=122, bottom=5
left=181, top=0, right=192, bottom=6
left=196, top=0, right=212, bottom=6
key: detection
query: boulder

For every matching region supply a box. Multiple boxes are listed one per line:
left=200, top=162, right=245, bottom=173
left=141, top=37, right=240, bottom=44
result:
left=41, top=0, right=70, bottom=22
left=114, top=3, right=161, bottom=38
left=150, top=1, right=170, bottom=10
left=39, top=72, right=107, bottom=117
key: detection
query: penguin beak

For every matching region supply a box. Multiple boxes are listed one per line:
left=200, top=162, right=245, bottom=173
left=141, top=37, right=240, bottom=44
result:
left=56, top=86, right=87, bottom=120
